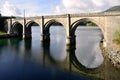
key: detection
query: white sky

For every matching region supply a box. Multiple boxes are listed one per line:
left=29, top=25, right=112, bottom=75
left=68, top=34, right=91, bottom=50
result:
left=0, top=0, right=120, bottom=17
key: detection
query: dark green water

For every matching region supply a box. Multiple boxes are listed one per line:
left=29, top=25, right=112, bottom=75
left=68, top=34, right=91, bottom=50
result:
left=0, top=26, right=120, bottom=80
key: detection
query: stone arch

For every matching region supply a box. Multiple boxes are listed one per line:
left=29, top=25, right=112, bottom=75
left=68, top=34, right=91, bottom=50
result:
left=11, top=22, right=23, bottom=37
left=44, top=19, right=64, bottom=30
left=71, top=18, right=105, bottom=38
left=42, top=19, right=65, bottom=41
left=44, top=19, right=65, bottom=35
left=26, top=21, right=40, bottom=28
left=25, top=21, right=40, bottom=35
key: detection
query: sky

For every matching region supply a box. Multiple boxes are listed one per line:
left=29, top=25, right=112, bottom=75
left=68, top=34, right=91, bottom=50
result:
left=0, top=0, right=120, bottom=17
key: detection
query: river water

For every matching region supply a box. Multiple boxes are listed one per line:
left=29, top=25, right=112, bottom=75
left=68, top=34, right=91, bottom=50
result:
left=0, top=26, right=120, bottom=80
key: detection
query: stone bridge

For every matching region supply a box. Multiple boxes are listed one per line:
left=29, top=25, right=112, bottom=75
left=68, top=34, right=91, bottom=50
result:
left=7, top=12, right=120, bottom=47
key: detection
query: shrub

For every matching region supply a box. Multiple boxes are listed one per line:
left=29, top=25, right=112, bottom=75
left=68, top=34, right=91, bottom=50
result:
left=114, top=26, right=120, bottom=43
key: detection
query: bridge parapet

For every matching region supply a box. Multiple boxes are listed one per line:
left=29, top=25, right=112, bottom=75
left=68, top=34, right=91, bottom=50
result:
left=44, top=14, right=67, bottom=18
left=70, top=12, right=120, bottom=17
left=11, top=11, right=120, bottom=21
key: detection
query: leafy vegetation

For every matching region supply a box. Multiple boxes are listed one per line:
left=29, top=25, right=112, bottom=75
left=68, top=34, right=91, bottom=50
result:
left=78, top=21, right=97, bottom=26
left=0, top=31, right=7, bottom=35
left=0, top=18, right=8, bottom=33
left=86, top=22, right=97, bottom=26
left=113, top=26, right=120, bottom=43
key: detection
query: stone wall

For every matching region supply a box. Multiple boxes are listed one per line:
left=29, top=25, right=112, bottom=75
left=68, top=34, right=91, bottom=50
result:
left=105, top=45, right=120, bottom=68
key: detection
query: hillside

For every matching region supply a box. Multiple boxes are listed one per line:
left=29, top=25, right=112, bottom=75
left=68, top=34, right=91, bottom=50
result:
left=105, top=5, right=120, bottom=12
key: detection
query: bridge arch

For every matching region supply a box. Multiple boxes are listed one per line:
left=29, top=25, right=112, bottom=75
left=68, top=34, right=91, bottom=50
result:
left=26, top=21, right=40, bottom=28
left=71, top=18, right=104, bottom=34
left=44, top=19, right=64, bottom=30
left=71, top=18, right=105, bottom=38
left=25, top=21, right=40, bottom=36
left=43, top=19, right=66, bottom=41
left=11, top=22, right=23, bottom=37
left=43, top=19, right=65, bottom=36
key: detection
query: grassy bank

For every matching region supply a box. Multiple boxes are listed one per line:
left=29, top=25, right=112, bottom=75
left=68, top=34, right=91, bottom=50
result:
left=0, top=31, right=7, bottom=35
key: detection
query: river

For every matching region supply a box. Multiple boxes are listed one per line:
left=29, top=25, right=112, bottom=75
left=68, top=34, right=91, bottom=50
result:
left=0, top=26, right=120, bottom=80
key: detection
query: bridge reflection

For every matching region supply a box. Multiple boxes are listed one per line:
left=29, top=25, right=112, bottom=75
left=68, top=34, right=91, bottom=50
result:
left=0, top=38, right=114, bottom=80
left=2, top=37, right=104, bottom=72
left=0, top=31, right=104, bottom=76
left=41, top=40, right=104, bottom=72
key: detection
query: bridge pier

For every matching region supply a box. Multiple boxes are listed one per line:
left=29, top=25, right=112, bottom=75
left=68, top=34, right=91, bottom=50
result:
left=41, top=33, right=50, bottom=42
left=23, top=27, right=32, bottom=39
left=66, top=43, right=76, bottom=72
left=23, top=33, right=32, bottom=39
left=66, top=35, right=76, bottom=46
left=7, top=17, right=12, bottom=34
left=100, top=38, right=107, bottom=48
left=103, top=40, right=107, bottom=47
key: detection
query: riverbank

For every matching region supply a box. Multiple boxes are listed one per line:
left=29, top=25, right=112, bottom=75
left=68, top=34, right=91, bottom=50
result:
left=101, top=44, right=120, bottom=69
left=0, top=31, right=7, bottom=35
left=113, top=40, right=120, bottom=52
left=0, top=34, right=18, bottom=39
left=107, top=46, right=120, bottom=68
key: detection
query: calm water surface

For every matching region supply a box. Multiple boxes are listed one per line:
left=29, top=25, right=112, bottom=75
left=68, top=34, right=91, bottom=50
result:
left=0, top=26, right=120, bottom=80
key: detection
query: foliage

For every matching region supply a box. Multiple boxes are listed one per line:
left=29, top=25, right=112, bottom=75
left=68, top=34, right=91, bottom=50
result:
left=78, top=21, right=97, bottom=26
left=87, top=22, right=97, bottom=26
left=0, top=31, right=7, bottom=35
left=113, top=25, right=120, bottom=43
left=0, top=18, right=5, bottom=31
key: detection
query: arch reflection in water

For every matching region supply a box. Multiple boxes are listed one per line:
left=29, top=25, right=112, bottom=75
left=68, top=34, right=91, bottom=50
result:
left=50, top=26, right=66, bottom=62
left=41, top=40, right=69, bottom=70
left=8, top=38, right=23, bottom=54
left=75, top=27, right=104, bottom=69
left=23, top=39, right=32, bottom=60
left=41, top=25, right=68, bottom=69
left=69, top=44, right=104, bottom=75
left=43, top=21, right=67, bottom=62
left=24, top=39, right=32, bottom=51
left=43, top=20, right=66, bottom=59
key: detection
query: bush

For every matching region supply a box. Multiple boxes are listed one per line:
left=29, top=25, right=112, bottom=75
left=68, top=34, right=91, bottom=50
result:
left=0, top=31, right=7, bottom=35
left=114, top=26, right=120, bottom=43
